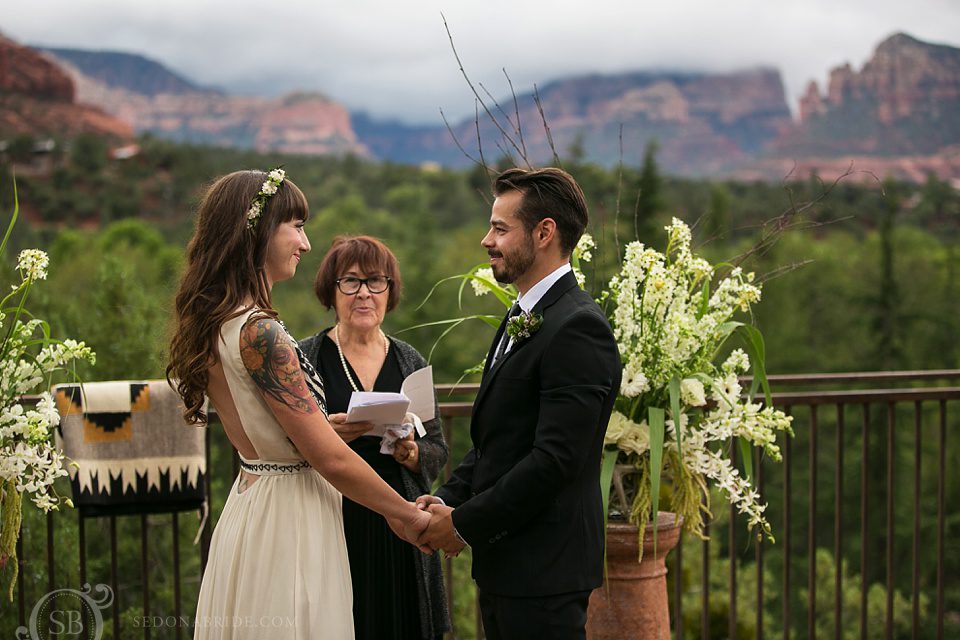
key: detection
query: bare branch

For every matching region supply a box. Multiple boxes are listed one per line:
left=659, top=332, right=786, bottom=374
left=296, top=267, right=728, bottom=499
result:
left=473, top=101, right=490, bottom=175
left=503, top=68, right=528, bottom=161
left=633, top=188, right=642, bottom=244
left=478, top=83, right=528, bottom=168
left=439, top=107, right=486, bottom=171
left=492, top=138, right=517, bottom=169
left=755, top=259, right=816, bottom=285
left=442, top=14, right=525, bottom=162
left=533, top=83, right=561, bottom=166
left=478, top=82, right=514, bottom=131
left=614, top=124, right=623, bottom=264
left=730, top=165, right=866, bottom=267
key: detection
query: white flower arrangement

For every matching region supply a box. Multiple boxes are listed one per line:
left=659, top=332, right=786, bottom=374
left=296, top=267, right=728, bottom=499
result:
left=601, top=217, right=792, bottom=549
left=245, top=167, right=286, bottom=229
left=0, top=182, right=95, bottom=598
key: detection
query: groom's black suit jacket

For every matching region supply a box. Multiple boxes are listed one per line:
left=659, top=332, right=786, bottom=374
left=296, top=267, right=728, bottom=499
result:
left=436, top=270, right=621, bottom=597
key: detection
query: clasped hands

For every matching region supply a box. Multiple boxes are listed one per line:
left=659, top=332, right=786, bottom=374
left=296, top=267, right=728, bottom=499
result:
left=387, top=496, right=466, bottom=557
left=415, top=495, right=466, bottom=556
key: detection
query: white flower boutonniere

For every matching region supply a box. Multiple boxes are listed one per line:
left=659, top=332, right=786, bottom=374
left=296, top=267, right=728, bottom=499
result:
left=506, top=310, right=543, bottom=342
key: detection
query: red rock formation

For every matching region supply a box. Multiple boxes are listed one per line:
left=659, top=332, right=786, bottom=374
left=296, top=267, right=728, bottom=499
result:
left=377, top=67, right=792, bottom=175
left=254, top=93, right=366, bottom=155
left=0, top=35, right=73, bottom=101
left=798, top=81, right=826, bottom=122
left=0, top=35, right=131, bottom=139
left=50, top=53, right=367, bottom=157
left=826, top=63, right=856, bottom=107
left=777, top=33, right=960, bottom=159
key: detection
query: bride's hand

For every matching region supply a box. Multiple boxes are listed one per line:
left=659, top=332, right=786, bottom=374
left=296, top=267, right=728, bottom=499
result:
left=387, top=504, right=432, bottom=553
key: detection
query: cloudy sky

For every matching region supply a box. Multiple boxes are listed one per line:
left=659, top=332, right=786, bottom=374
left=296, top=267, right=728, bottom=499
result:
left=5, top=1, right=960, bottom=124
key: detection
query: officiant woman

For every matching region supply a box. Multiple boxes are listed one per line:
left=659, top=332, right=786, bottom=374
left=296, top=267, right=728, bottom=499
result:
left=299, top=235, right=450, bottom=640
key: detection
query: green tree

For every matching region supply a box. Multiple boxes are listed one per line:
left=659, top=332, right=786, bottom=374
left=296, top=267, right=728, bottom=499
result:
left=705, top=182, right=732, bottom=241
left=634, top=139, right=664, bottom=246
left=70, top=133, right=109, bottom=174
left=872, top=180, right=902, bottom=369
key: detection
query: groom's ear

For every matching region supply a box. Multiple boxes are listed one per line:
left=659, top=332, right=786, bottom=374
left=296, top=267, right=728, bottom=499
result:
left=535, top=218, right=557, bottom=248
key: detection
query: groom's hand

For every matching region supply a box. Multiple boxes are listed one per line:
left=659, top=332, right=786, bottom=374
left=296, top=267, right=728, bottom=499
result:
left=418, top=504, right=466, bottom=557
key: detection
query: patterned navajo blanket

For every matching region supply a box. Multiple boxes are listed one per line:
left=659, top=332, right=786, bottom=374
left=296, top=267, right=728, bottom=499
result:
left=53, top=380, right=206, bottom=516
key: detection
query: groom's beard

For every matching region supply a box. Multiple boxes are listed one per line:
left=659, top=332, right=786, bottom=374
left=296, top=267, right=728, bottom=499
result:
left=490, top=233, right=535, bottom=284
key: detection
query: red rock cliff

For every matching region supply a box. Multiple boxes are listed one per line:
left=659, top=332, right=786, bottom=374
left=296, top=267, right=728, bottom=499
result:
left=0, top=35, right=131, bottom=139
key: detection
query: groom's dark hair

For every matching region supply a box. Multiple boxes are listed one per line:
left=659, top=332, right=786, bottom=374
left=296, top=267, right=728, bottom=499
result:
left=493, top=167, right=588, bottom=257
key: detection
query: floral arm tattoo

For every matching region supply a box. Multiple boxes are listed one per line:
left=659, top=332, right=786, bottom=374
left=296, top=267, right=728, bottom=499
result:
left=240, top=318, right=319, bottom=414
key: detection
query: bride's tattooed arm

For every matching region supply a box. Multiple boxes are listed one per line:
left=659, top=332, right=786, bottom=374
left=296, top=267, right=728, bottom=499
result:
left=240, top=317, right=319, bottom=414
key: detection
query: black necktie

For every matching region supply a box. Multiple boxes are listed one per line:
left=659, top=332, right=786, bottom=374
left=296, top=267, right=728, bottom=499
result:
left=493, top=303, right=522, bottom=363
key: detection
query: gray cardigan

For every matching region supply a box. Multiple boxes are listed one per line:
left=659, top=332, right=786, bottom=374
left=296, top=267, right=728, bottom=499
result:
left=298, top=332, right=451, bottom=639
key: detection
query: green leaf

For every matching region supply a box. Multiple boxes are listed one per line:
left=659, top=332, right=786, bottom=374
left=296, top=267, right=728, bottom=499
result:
left=716, top=320, right=744, bottom=340
left=0, top=177, right=19, bottom=259
left=668, top=376, right=682, bottom=457
left=394, top=315, right=498, bottom=362
left=739, top=324, right=772, bottom=406
left=691, top=372, right=714, bottom=387
left=599, top=447, right=619, bottom=580
left=739, top=436, right=754, bottom=482
left=648, top=406, right=666, bottom=553
left=600, top=447, right=619, bottom=522
left=412, top=273, right=467, bottom=312
left=697, top=282, right=710, bottom=319
left=394, top=314, right=499, bottom=335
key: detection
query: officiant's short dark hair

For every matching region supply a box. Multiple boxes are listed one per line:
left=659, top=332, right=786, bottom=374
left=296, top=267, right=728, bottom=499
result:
left=314, top=235, right=402, bottom=312
left=493, top=167, right=588, bottom=257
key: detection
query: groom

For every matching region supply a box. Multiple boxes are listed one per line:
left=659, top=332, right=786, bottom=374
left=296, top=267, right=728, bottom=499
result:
left=417, top=167, right=621, bottom=639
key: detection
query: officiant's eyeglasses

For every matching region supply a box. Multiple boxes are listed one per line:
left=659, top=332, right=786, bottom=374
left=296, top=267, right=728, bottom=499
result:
left=336, top=275, right=392, bottom=295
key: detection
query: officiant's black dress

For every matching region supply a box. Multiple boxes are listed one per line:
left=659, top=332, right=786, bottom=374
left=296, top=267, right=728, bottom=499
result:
left=308, top=332, right=424, bottom=640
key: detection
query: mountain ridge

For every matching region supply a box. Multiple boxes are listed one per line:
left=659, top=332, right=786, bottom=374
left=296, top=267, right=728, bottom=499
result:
left=41, top=46, right=209, bottom=97
left=6, top=32, right=960, bottom=181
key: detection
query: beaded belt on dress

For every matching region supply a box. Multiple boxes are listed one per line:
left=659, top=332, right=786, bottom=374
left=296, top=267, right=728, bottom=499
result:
left=238, top=456, right=311, bottom=476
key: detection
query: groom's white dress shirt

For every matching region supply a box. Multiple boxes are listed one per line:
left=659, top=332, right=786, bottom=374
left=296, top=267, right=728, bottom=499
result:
left=492, top=262, right=572, bottom=363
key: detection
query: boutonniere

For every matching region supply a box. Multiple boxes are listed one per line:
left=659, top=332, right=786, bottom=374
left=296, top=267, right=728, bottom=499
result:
left=506, top=310, right=543, bottom=342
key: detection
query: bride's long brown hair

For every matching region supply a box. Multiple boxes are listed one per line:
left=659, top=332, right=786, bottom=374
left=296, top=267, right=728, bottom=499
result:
left=167, top=170, right=310, bottom=424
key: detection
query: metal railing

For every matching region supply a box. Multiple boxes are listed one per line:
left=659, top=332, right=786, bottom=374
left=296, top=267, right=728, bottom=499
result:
left=6, top=371, right=958, bottom=639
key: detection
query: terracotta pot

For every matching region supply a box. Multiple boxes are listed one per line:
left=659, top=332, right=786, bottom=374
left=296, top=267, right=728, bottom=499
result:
left=586, top=512, right=682, bottom=640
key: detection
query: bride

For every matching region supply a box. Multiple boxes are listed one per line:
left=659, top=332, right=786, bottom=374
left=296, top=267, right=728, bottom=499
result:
left=167, top=169, right=430, bottom=639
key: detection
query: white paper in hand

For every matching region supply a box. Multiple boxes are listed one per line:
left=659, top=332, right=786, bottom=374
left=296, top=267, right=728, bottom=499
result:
left=400, top=366, right=435, bottom=422
left=344, top=366, right=434, bottom=437
left=346, top=392, right=409, bottom=436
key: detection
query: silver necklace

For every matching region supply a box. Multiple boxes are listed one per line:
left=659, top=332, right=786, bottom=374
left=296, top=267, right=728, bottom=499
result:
left=333, top=323, right=389, bottom=392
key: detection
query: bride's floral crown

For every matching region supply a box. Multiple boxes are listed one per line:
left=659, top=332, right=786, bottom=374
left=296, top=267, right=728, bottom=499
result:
left=246, top=168, right=286, bottom=229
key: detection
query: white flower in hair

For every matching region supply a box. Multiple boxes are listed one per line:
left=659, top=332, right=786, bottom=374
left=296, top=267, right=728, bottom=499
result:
left=246, top=167, right=286, bottom=229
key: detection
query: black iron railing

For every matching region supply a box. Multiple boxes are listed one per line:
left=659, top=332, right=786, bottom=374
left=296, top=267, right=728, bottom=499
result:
left=6, top=371, right=958, bottom=639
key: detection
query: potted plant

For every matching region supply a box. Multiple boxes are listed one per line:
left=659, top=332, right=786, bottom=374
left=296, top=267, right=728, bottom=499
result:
left=587, top=218, right=792, bottom=639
